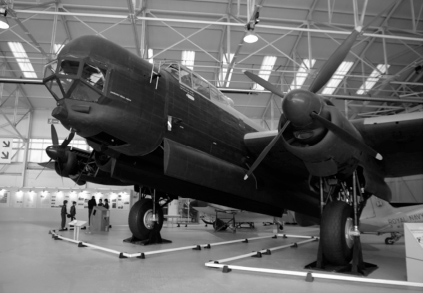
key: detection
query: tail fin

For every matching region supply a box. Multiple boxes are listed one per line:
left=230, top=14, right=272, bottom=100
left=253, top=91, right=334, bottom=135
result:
left=362, top=196, right=396, bottom=219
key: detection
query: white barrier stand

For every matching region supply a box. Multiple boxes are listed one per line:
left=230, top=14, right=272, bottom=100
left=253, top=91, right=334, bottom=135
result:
left=204, top=234, right=423, bottom=289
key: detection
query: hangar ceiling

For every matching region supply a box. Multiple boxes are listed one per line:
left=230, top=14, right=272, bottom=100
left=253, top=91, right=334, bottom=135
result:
left=0, top=0, right=422, bottom=130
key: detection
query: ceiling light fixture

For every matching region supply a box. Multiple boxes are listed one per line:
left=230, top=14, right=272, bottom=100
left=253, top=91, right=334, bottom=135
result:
left=244, top=30, right=258, bottom=43
left=0, top=7, right=9, bottom=29
left=243, top=10, right=260, bottom=44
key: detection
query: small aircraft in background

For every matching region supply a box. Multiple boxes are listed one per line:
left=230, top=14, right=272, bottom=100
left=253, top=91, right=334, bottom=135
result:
left=190, top=200, right=283, bottom=231
left=360, top=196, right=423, bottom=244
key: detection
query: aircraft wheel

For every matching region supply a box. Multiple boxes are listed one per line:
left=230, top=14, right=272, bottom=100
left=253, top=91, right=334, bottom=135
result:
left=213, top=219, right=228, bottom=231
left=321, top=201, right=354, bottom=266
left=385, top=237, right=395, bottom=245
left=128, top=199, right=163, bottom=240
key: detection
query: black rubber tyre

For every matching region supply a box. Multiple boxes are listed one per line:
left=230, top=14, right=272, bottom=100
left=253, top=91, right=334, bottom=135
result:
left=128, top=199, right=164, bottom=240
left=213, top=219, right=228, bottom=231
left=385, top=237, right=394, bottom=245
left=321, top=201, right=354, bottom=266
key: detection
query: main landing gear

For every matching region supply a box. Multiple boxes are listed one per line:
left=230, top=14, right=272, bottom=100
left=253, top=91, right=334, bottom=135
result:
left=385, top=233, right=402, bottom=245
left=306, top=171, right=377, bottom=275
left=125, top=189, right=172, bottom=245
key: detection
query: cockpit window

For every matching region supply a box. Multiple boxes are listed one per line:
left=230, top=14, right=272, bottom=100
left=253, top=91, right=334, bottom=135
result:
left=59, top=60, right=80, bottom=76
left=81, top=63, right=106, bottom=91
left=180, top=68, right=192, bottom=87
left=166, top=64, right=180, bottom=80
left=44, top=60, right=58, bottom=79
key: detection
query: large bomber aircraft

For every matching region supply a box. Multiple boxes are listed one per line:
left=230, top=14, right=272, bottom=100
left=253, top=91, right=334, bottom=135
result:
left=2, top=25, right=422, bottom=268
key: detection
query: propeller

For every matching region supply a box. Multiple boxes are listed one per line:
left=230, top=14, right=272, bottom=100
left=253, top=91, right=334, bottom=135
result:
left=244, top=120, right=290, bottom=180
left=243, top=26, right=382, bottom=179
left=309, top=112, right=382, bottom=160
left=37, top=125, right=76, bottom=179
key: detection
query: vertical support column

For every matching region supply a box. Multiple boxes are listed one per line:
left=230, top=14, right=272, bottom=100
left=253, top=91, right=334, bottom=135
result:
left=319, top=177, right=324, bottom=214
left=20, top=110, right=32, bottom=188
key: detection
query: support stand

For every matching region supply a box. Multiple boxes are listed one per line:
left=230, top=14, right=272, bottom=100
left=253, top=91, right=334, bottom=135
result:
left=123, top=222, right=172, bottom=246
left=305, top=236, right=377, bottom=276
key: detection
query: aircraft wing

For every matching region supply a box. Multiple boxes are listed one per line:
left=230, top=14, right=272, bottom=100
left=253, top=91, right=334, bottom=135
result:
left=243, top=130, right=309, bottom=179
left=244, top=112, right=423, bottom=179
left=352, top=112, right=423, bottom=177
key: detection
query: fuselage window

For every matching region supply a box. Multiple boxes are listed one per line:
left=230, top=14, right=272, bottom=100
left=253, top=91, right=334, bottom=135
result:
left=58, top=60, right=80, bottom=93
left=192, top=74, right=210, bottom=99
left=180, top=68, right=192, bottom=87
left=59, top=60, right=80, bottom=76
left=166, top=64, right=180, bottom=80
left=81, top=63, right=106, bottom=92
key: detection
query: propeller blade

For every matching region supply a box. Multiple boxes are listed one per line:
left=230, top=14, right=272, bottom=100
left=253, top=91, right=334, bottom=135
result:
left=244, top=121, right=290, bottom=180
left=38, top=160, right=56, bottom=169
left=244, top=71, right=285, bottom=98
left=51, top=124, right=59, bottom=146
left=310, top=112, right=382, bottom=160
left=308, top=29, right=361, bottom=94
left=36, top=159, right=53, bottom=179
left=61, top=130, right=75, bottom=148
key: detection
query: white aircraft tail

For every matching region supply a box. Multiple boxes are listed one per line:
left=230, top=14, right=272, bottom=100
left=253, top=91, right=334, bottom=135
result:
left=362, top=196, right=396, bottom=219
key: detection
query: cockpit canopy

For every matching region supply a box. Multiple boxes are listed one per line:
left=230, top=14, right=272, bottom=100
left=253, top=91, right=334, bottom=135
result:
left=43, top=57, right=107, bottom=102
left=163, top=62, right=234, bottom=108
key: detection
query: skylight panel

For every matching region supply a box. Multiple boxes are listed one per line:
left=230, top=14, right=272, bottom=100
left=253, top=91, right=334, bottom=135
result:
left=181, top=50, right=195, bottom=70
left=147, top=48, right=154, bottom=64
left=290, top=59, right=316, bottom=90
left=8, top=42, right=37, bottom=78
left=321, top=61, right=353, bottom=95
left=356, top=64, right=390, bottom=95
left=219, top=53, right=234, bottom=87
left=254, top=56, right=277, bottom=90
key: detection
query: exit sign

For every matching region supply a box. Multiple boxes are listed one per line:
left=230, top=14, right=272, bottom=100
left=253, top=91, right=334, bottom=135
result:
left=48, top=118, right=60, bottom=124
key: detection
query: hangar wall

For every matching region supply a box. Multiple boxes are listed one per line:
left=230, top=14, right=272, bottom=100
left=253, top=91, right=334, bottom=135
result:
left=0, top=109, right=422, bottom=203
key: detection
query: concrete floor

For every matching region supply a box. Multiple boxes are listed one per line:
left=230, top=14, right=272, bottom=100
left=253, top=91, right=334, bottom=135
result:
left=0, top=208, right=421, bottom=293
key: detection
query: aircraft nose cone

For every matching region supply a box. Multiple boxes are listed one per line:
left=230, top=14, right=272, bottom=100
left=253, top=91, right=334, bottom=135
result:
left=52, top=106, right=68, bottom=120
left=282, top=89, right=322, bottom=127
left=46, top=146, right=65, bottom=161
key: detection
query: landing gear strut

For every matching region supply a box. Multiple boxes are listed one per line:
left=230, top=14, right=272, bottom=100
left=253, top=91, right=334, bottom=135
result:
left=306, top=171, right=377, bottom=275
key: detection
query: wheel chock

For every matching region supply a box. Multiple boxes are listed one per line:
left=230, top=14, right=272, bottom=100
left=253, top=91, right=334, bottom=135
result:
left=53, top=235, right=62, bottom=240
left=305, top=272, right=314, bottom=282
left=272, top=235, right=277, bottom=239
left=291, top=242, right=298, bottom=248
left=78, top=242, right=87, bottom=248
left=251, top=251, right=262, bottom=258
left=192, top=245, right=201, bottom=251
left=283, top=234, right=287, bottom=238
left=262, top=249, right=271, bottom=255
left=203, top=244, right=211, bottom=249
left=137, top=253, right=145, bottom=259
left=119, top=253, right=128, bottom=259
left=242, top=239, right=249, bottom=243
left=222, top=266, right=231, bottom=273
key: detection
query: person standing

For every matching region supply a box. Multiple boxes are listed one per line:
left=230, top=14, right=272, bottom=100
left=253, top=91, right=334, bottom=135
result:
left=98, top=199, right=103, bottom=207
left=70, top=201, right=76, bottom=221
left=59, top=200, right=68, bottom=231
left=88, top=196, right=97, bottom=225
left=103, top=199, right=109, bottom=210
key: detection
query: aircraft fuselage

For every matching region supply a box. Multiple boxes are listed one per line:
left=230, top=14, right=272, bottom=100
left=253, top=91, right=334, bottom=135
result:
left=44, top=35, right=320, bottom=218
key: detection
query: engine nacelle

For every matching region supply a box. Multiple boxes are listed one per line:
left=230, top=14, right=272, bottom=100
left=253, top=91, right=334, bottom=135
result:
left=280, top=102, right=363, bottom=179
